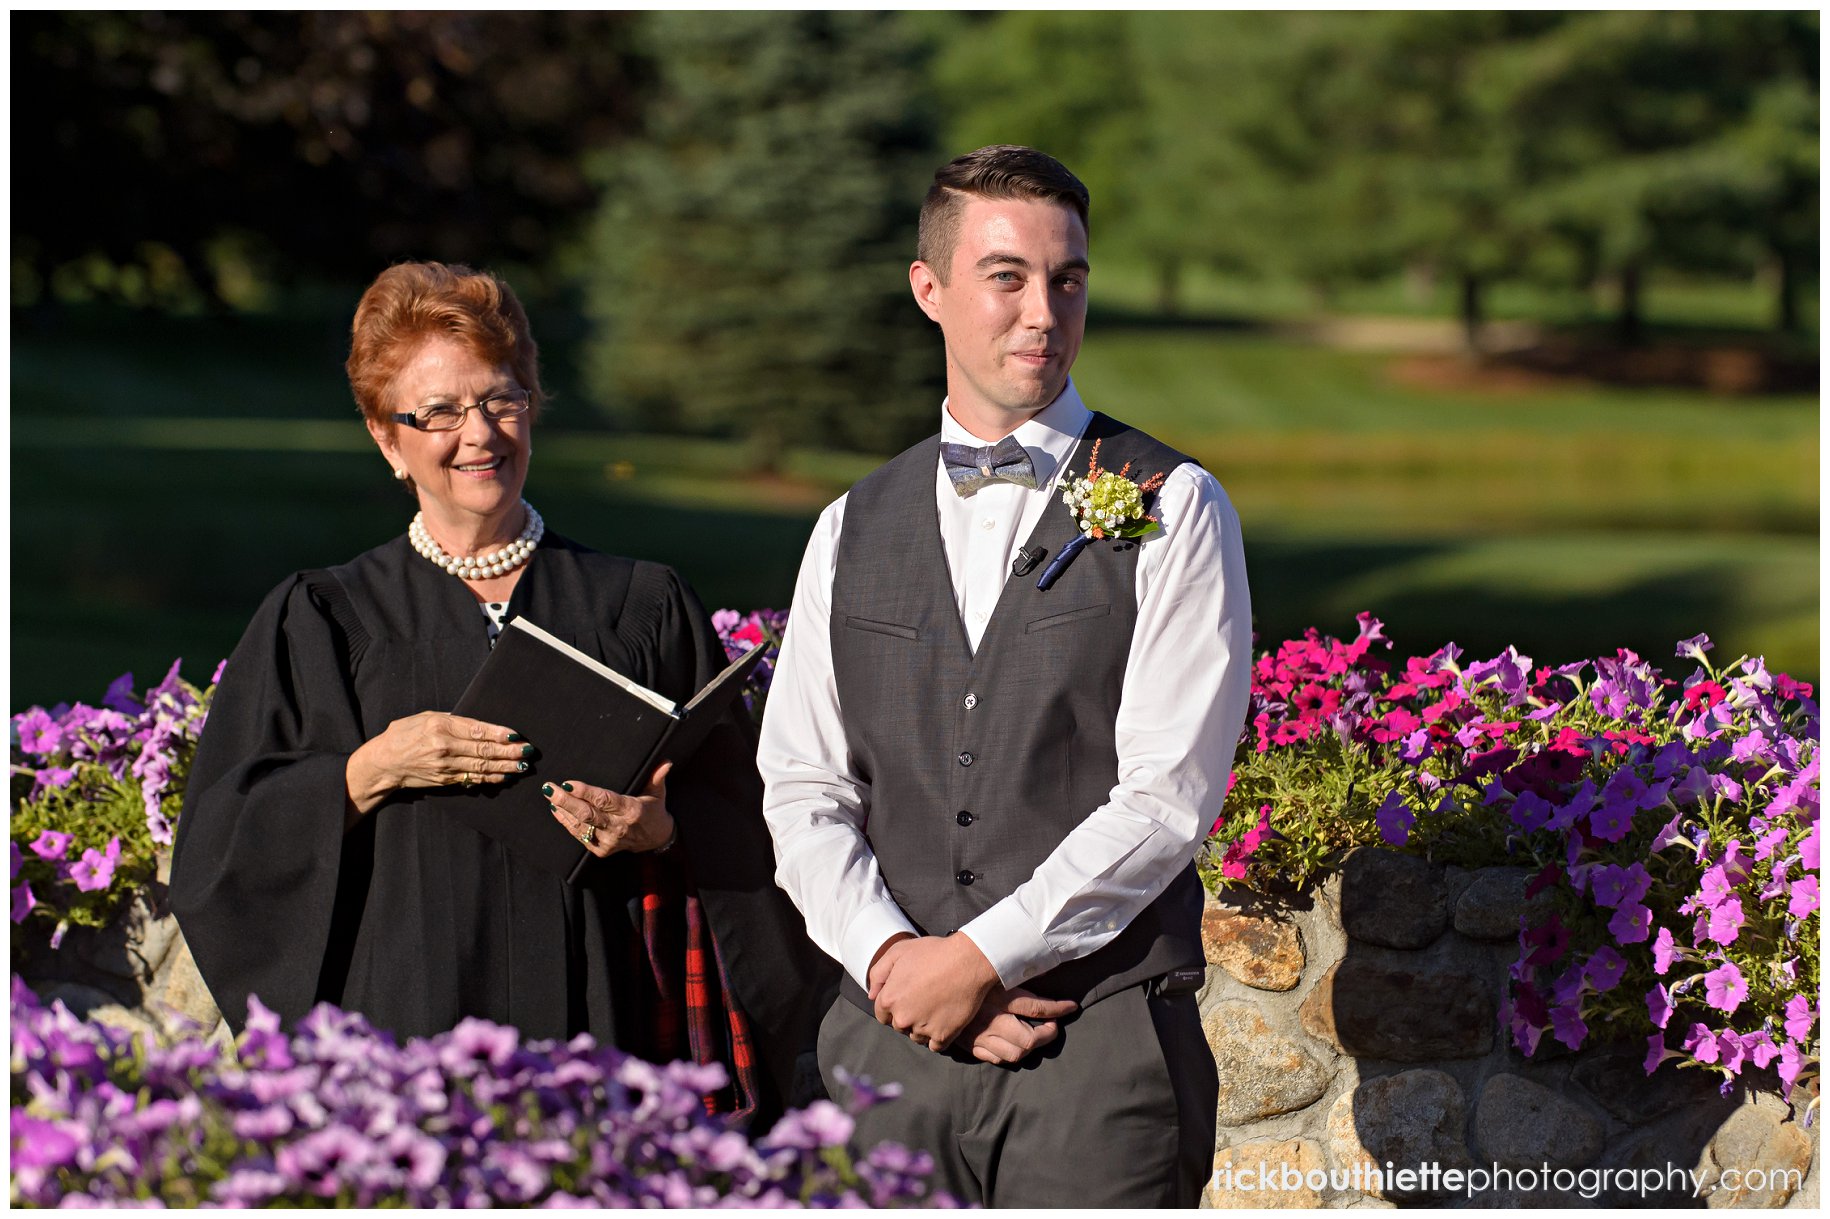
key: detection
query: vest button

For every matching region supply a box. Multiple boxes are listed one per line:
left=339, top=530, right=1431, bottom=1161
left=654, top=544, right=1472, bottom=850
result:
left=957, top=751, right=974, bottom=767
left=963, top=693, right=978, bottom=710
left=955, top=870, right=975, bottom=886
left=956, top=811, right=975, bottom=827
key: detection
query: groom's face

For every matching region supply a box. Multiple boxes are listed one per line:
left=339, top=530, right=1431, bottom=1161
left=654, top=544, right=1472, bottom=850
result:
left=912, top=195, right=1089, bottom=426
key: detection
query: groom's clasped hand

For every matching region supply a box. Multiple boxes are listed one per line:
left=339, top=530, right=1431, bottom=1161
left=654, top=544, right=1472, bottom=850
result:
left=867, top=931, right=1078, bottom=1063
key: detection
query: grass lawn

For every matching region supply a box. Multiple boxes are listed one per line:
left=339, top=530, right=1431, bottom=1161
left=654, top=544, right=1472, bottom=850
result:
left=9, top=300, right=1818, bottom=706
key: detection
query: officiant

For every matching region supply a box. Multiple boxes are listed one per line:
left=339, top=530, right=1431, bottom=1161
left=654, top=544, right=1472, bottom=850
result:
left=168, top=261, right=829, bottom=1124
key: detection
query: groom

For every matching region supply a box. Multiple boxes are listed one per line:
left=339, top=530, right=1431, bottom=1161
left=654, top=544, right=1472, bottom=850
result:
left=759, top=145, right=1252, bottom=1206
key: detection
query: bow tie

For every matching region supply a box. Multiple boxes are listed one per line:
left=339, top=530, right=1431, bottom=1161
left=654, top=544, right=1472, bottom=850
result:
left=941, top=434, right=1038, bottom=496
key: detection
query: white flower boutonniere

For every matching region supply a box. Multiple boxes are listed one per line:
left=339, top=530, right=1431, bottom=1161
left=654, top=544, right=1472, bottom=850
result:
left=1036, top=439, right=1167, bottom=590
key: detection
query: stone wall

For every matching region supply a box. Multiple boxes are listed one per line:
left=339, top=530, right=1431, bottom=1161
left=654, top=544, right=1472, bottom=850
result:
left=1196, top=848, right=1819, bottom=1209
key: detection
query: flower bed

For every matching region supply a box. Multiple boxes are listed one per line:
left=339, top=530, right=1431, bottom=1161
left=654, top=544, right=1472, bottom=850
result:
left=1212, top=615, right=1818, bottom=1108
left=11, top=610, right=1820, bottom=1197
left=10, top=978, right=945, bottom=1207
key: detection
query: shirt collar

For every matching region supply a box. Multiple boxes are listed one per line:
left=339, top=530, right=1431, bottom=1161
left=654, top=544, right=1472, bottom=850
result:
left=938, top=379, right=1091, bottom=489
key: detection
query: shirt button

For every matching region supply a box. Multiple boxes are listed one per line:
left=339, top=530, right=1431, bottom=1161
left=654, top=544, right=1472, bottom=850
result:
left=963, top=693, right=978, bottom=710
left=955, top=870, right=975, bottom=886
left=957, top=751, right=974, bottom=767
left=980, top=518, right=996, bottom=532
left=973, top=610, right=988, bottom=623
left=956, top=811, right=975, bottom=827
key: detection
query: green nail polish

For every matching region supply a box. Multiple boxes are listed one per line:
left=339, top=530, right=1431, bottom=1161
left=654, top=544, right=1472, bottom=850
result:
left=562, top=782, right=574, bottom=792
left=521, top=744, right=535, bottom=759
left=541, top=783, right=554, bottom=797
left=507, top=732, right=524, bottom=743
left=517, top=761, right=528, bottom=773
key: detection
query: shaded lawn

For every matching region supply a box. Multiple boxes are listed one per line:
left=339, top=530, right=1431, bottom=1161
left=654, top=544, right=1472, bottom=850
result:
left=10, top=305, right=1818, bottom=705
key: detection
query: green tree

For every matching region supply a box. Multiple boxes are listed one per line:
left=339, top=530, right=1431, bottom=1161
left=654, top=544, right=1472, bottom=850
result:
left=12, top=12, right=648, bottom=309
left=579, top=11, right=941, bottom=465
left=1490, top=10, right=1819, bottom=339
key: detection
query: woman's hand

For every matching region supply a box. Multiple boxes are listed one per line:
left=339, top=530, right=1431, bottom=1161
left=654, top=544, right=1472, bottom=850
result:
left=545, top=762, right=675, bottom=858
left=345, top=712, right=529, bottom=818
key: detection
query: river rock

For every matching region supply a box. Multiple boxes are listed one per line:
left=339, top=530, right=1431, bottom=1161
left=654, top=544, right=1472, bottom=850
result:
left=1326, top=1069, right=1472, bottom=1200
left=1339, top=850, right=1447, bottom=949
left=1207, top=1138, right=1327, bottom=1208
left=1453, top=867, right=1542, bottom=941
left=1300, top=960, right=1494, bottom=1061
left=1202, top=906, right=1305, bottom=991
left=1701, top=1104, right=1814, bottom=1208
left=158, top=936, right=223, bottom=1028
left=1571, top=1045, right=1723, bottom=1124
left=1204, top=1002, right=1332, bottom=1125
left=1475, top=1073, right=1605, bottom=1168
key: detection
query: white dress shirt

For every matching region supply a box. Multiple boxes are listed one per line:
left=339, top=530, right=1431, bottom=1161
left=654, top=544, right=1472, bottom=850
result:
left=758, top=379, right=1253, bottom=992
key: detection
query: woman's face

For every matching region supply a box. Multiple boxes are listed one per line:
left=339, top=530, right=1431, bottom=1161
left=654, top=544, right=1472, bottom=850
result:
left=367, top=335, right=532, bottom=539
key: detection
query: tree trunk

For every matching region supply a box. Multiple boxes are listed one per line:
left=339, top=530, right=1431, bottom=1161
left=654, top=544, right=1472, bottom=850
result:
left=1155, top=259, right=1181, bottom=318
left=1775, top=253, right=1799, bottom=333
left=1615, top=262, right=1643, bottom=347
left=1459, top=272, right=1484, bottom=356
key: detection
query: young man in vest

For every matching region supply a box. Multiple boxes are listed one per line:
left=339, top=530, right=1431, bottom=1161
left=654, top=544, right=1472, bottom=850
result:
left=759, top=145, right=1252, bottom=1207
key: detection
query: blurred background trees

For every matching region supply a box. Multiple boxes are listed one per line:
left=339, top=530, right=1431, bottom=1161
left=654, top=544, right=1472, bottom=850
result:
left=10, top=9, right=1820, bottom=702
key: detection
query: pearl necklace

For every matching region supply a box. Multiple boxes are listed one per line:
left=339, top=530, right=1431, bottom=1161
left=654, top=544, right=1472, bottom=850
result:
left=409, top=501, right=544, bottom=581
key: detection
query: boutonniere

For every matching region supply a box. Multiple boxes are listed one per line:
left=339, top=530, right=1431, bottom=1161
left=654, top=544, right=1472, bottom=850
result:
left=1036, top=439, right=1167, bottom=590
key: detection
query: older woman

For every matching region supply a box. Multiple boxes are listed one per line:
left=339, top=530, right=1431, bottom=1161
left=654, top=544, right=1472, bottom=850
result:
left=169, top=262, right=828, bottom=1121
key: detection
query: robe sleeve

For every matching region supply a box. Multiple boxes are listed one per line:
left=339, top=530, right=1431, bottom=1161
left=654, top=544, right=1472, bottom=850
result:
left=641, top=565, right=839, bottom=1111
left=167, top=574, right=368, bottom=1031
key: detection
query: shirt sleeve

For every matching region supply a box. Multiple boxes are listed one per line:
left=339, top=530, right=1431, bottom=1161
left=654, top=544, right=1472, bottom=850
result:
left=758, top=495, right=921, bottom=990
left=958, top=464, right=1253, bottom=989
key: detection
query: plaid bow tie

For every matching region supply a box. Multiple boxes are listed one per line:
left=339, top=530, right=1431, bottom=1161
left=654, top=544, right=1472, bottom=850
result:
left=941, top=434, right=1038, bottom=496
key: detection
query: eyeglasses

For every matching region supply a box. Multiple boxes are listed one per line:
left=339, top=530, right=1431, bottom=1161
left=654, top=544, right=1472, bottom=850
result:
left=392, top=389, right=531, bottom=431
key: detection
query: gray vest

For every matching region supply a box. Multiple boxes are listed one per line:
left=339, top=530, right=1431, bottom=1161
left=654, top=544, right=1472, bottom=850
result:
left=830, top=412, right=1207, bottom=1012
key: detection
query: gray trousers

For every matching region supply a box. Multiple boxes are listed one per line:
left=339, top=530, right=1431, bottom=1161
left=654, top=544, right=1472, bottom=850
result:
left=819, top=983, right=1217, bottom=1207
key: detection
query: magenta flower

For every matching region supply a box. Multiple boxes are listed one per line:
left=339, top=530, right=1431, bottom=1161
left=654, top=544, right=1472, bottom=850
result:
left=1702, top=961, right=1747, bottom=1014
left=1753, top=825, right=1790, bottom=862
left=1800, top=821, right=1819, bottom=872
left=67, top=838, right=121, bottom=893
left=1697, top=864, right=1734, bottom=908
left=1644, top=1033, right=1674, bottom=1076
left=13, top=708, right=64, bottom=756
left=1787, top=876, right=1818, bottom=919
left=1645, top=983, right=1673, bottom=1029
left=1783, top=995, right=1815, bottom=1041
left=1683, top=1022, right=1721, bottom=1064
left=1704, top=897, right=1744, bottom=946
left=12, top=881, right=36, bottom=923
left=1741, top=1030, right=1780, bottom=1070
left=29, top=831, right=72, bottom=863
left=1609, top=901, right=1652, bottom=945
left=29, top=766, right=77, bottom=798
left=1777, top=1041, right=1806, bottom=1099
left=1521, top=914, right=1570, bottom=966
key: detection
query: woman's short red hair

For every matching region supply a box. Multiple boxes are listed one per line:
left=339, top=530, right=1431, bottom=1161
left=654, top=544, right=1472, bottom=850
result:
left=346, top=261, right=544, bottom=428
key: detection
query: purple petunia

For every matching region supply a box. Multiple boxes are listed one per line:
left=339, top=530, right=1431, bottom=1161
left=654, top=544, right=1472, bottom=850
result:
left=1582, top=946, right=1626, bottom=993
left=1549, top=1002, right=1588, bottom=1050
left=1608, top=902, right=1652, bottom=945
left=1374, top=791, right=1413, bottom=846
left=1589, top=799, right=1636, bottom=843
left=1591, top=862, right=1651, bottom=909
left=13, top=881, right=36, bottom=923
left=67, top=838, right=121, bottom=893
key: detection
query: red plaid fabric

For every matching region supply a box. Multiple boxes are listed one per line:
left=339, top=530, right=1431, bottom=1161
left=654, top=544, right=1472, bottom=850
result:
left=634, top=854, right=759, bottom=1120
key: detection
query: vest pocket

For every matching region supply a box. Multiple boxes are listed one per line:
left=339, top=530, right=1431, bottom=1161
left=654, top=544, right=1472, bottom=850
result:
left=843, top=615, right=919, bottom=641
left=1024, top=603, right=1111, bottom=633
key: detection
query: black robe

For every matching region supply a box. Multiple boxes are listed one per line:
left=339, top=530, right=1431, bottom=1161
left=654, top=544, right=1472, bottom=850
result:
left=168, top=531, right=833, bottom=1117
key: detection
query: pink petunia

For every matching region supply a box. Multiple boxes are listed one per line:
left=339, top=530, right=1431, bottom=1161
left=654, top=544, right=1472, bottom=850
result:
left=1783, top=995, right=1815, bottom=1041
left=1787, top=876, right=1818, bottom=919
left=29, top=831, right=71, bottom=863
left=1702, top=961, right=1747, bottom=1015
left=1682, top=1022, right=1720, bottom=1064
left=1777, top=1042, right=1806, bottom=1100
left=1753, top=825, right=1790, bottom=862
left=1645, top=984, right=1674, bottom=1029
left=67, top=837, right=121, bottom=894
left=1704, top=897, right=1744, bottom=946
left=1697, top=864, right=1734, bottom=908
left=1800, top=823, right=1819, bottom=872
left=1653, top=927, right=1682, bottom=975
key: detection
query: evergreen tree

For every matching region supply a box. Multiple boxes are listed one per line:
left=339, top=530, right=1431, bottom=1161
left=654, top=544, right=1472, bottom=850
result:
left=580, top=12, right=940, bottom=464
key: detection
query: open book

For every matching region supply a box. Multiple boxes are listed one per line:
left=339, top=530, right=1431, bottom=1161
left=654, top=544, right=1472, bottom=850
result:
left=440, top=617, right=767, bottom=884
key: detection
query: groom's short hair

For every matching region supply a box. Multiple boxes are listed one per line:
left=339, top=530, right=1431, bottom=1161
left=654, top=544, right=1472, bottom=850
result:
left=916, top=145, right=1091, bottom=281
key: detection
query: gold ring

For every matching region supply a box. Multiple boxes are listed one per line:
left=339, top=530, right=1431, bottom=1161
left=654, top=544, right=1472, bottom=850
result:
left=580, top=824, right=596, bottom=846
left=463, top=771, right=476, bottom=787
